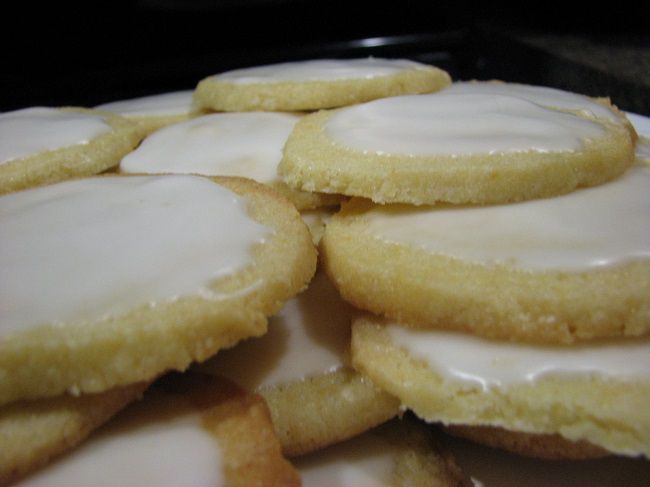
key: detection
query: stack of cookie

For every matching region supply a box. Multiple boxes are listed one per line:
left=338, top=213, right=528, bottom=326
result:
left=1, top=56, right=648, bottom=485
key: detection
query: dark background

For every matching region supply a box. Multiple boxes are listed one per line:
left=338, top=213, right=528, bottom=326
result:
left=3, top=1, right=649, bottom=114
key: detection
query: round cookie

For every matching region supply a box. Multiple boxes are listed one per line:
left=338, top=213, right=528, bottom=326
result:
left=295, top=416, right=465, bottom=486
left=193, top=57, right=451, bottom=112
left=322, top=164, right=650, bottom=344
left=13, top=373, right=299, bottom=487
left=278, top=85, right=635, bottom=205
left=95, top=90, right=197, bottom=136
left=351, top=314, right=650, bottom=459
left=197, top=269, right=400, bottom=456
left=0, top=382, right=149, bottom=486
left=444, top=425, right=609, bottom=460
left=0, top=174, right=316, bottom=406
left=0, top=107, right=141, bottom=195
left=444, top=432, right=650, bottom=487
left=119, top=112, right=342, bottom=210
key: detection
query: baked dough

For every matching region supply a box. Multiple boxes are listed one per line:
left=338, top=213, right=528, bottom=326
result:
left=0, top=107, right=141, bottom=195
left=351, top=315, right=650, bottom=458
left=445, top=424, right=609, bottom=460
left=95, top=90, right=198, bottom=136
left=12, top=373, right=299, bottom=487
left=119, top=112, right=342, bottom=210
left=322, top=165, right=650, bottom=344
left=295, top=416, right=465, bottom=486
left=197, top=269, right=399, bottom=456
left=0, top=175, right=316, bottom=406
left=0, top=382, right=148, bottom=486
left=194, top=57, right=451, bottom=112
left=279, top=84, right=635, bottom=205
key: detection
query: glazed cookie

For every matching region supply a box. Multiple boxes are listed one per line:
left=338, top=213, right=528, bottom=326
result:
left=0, top=107, right=141, bottom=195
left=626, top=111, right=650, bottom=163
left=12, top=374, right=299, bottom=487
left=0, top=174, right=316, bottom=406
left=197, top=269, right=400, bottom=456
left=445, top=431, right=650, bottom=487
left=322, top=164, right=650, bottom=344
left=0, top=382, right=148, bottom=486
left=279, top=85, right=635, bottom=205
left=194, top=57, right=451, bottom=112
left=295, top=416, right=465, bottom=486
left=351, top=314, right=650, bottom=458
left=95, top=90, right=197, bottom=136
left=120, top=112, right=343, bottom=210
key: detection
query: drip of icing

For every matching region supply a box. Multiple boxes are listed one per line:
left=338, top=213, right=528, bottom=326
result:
left=120, top=112, right=299, bottom=183
left=295, top=431, right=395, bottom=486
left=16, top=395, right=224, bottom=487
left=385, top=324, right=650, bottom=391
left=200, top=270, right=353, bottom=390
left=96, top=90, right=194, bottom=117
left=325, top=93, right=605, bottom=156
left=444, top=81, right=623, bottom=124
left=0, top=107, right=111, bottom=164
left=213, top=58, right=430, bottom=84
left=0, top=175, right=270, bottom=337
left=362, top=165, right=650, bottom=271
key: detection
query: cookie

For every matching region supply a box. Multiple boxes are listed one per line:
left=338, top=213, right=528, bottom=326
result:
left=0, top=174, right=316, bottom=406
left=194, top=57, right=451, bottom=113
left=0, top=382, right=148, bottom=486
left=322, top=164, right=650, bottom=344
left=295, top=416, right=465, bottom=486
left=278, top=84, right=635, bottom=205
left=444, top=425, right=609, bottom=460
left=351, top=314, right=650, bottom=458
left=13, top=373, right=299, bottom=487
left=0, top=107, right=141, bottom=195
left=445, top=432, right=650, bottom=487
left=119, top=112, right=342, bottom=210
left=626, top=111, right=650, bottom=163
left=198, top=269, right=400, bottom=456
left=95, top=90, right=197, bottom=135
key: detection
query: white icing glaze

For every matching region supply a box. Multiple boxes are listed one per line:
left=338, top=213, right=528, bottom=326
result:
left=325, top=93, right=605, bottom=156
left=625, top=111, right=650, bottom=138
left=96, top=90, right=194, bottom=117
left=16, top=394, right=224, bottom=487
left=0, top=175, right=270, bottom=337
left=213, top=57, right=429, bottom=84
left=200, top=270, right=353, bottom=390
left=446, top=435, right=650, bottom=487
left=636, top=139, right=650, bottom=164
left=445, top=81, right=623, bottom=125
left=362, top=165, right=650, bottom=271
left=384, top=324, right=650, bottom=391
left=120, top=112, right=299, bottom=183
left=625, top=111, right=650, bottom=163
left=295, top=430, right=394, bottom=486
left=0, top=107, right=111, bottom=164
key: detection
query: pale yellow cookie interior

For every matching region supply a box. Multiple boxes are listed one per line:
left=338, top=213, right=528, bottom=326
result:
left=0, top=176, right=317, bottom=406
left=260, top=367, right=400, bottom=457
left=351, top=316, right=650, bottom=458
left=278, top=99, right=635, bottom=205
left=0, top=108, right=142, bottom=195
left=194, top=64, right=451, bottom=112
